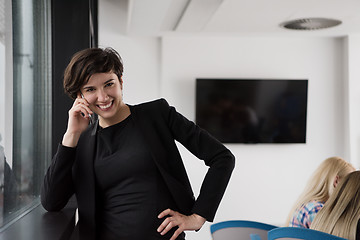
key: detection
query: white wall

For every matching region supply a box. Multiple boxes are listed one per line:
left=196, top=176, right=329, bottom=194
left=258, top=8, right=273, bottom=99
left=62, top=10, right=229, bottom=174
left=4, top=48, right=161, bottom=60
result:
left=161, top=35, right=347, bottom=239
left=99, top=32, right=161, bottom=105
left=100, top=24, right=354, bottom=240
left=346, top=34, right=360, bottom=168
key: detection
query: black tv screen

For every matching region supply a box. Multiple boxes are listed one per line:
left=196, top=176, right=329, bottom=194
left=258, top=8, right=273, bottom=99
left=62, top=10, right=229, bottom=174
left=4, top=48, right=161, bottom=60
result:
left=195, top=79, right=308, bottom=143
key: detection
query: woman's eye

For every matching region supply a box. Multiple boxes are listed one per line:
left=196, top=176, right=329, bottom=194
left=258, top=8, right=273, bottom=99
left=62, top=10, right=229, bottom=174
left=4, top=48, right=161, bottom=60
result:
left=105, top=82, right=114, bottom=87
left=86, top=88, right=95, bottom=92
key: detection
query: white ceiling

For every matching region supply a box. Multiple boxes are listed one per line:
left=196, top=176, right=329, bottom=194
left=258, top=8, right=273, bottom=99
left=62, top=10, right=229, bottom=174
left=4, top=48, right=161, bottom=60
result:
left=100, top=0, right=360, bottom=37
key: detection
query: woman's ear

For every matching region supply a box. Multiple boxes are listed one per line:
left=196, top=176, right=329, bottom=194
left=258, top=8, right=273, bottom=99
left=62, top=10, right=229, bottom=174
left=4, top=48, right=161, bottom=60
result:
left=120, top=76, right=123, bottom=89
left=333, top=175, right=340, bottom=188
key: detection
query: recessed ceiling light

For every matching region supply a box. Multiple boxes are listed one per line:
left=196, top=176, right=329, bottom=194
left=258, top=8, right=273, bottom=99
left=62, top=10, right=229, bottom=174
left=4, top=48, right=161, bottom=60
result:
left=280, top=18, right=342, bottom=30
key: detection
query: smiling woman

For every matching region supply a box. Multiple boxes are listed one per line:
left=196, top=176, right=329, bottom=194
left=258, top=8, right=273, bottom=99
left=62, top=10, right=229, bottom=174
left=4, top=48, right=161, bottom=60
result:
left=80, top=72, right=128, bottom=128
left=41, top=47, right=235, bottom=240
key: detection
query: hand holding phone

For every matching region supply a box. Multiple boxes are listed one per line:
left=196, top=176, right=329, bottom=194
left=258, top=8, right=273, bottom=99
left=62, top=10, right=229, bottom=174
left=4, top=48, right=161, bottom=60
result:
left=80, top=93, right=93, bottom=125
left=62, top=93, right=94, bottom=147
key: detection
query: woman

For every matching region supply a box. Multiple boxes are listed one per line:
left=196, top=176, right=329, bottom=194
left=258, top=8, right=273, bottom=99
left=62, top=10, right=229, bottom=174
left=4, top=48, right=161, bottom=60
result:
left=40, top=47, right=235, bottom=240
left=285, top=156, right=355, bottom=228
left=311, top=170, right=360, bottom=240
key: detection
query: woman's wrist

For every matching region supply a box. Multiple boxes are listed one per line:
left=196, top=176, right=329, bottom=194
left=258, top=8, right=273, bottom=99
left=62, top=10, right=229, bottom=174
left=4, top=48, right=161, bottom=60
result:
left=62, top=131, right=81, bottom=147
left=192, top=213, right=206, bottom=230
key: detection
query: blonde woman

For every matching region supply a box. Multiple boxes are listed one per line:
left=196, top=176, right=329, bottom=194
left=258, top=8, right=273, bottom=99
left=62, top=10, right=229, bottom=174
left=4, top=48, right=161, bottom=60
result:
left=285, top=156, right=355, bottom=228
left=311, top=170, right=360, bottom=240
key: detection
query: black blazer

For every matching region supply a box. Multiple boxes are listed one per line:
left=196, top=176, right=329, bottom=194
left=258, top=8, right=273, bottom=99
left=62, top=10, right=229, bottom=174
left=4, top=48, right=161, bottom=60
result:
left=41, top=98, right=235, bottom=239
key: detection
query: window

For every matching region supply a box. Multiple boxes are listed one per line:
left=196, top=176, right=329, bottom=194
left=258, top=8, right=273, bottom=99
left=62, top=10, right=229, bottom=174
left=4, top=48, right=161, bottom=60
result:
left=0, top=0, right=51, bottom=230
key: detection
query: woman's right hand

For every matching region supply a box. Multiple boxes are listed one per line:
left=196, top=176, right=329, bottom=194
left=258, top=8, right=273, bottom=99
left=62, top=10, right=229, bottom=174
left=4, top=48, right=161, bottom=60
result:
left=62, top=93, right=93, bottom=147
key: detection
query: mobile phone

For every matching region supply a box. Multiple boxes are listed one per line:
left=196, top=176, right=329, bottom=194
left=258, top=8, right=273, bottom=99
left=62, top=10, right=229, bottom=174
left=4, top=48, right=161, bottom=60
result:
left=80, top=92, right=93, bottom=125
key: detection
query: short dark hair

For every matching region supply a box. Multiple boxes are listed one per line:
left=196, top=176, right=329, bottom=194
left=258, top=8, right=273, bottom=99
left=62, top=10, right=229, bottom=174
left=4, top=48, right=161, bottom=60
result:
left=63, top=47, right=124, bottom=99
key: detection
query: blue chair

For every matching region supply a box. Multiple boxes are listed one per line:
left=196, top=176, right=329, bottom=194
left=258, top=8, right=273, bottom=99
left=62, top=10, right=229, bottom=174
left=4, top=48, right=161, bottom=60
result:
left=210, top=220, right=278, bottom=240
left=268, top=227, right=348, bottom=240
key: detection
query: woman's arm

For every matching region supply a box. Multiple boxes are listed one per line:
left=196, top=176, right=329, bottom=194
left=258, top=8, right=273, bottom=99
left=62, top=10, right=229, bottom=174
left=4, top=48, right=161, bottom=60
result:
left=157, top=99, right=235, bottom=238
left=41, top=144, right=76, bottom=211
left=41, top=95, right=91, bottom=211
left=163, top=99, right=235, bottom=220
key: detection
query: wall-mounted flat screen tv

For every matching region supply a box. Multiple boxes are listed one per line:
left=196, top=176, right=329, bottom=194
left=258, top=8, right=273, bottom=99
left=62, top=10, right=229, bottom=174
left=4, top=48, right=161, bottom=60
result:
left=195, top=79, right=308, bottom=143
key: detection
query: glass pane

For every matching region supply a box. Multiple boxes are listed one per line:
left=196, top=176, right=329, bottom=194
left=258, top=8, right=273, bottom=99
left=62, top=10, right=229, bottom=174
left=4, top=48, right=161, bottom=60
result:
left=0, top=0, right=51, bottom=230
left=0, top=0, right=9, bottom=227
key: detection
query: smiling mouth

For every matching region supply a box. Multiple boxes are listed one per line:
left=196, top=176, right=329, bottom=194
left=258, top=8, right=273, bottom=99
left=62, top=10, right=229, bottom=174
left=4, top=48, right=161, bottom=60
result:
left=97, top=101, right=113, bottom=110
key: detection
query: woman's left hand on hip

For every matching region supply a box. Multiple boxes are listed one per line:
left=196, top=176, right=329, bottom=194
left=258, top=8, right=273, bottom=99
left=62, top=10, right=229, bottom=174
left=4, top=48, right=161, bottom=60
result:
left=157, top=209, right=206, bottom=240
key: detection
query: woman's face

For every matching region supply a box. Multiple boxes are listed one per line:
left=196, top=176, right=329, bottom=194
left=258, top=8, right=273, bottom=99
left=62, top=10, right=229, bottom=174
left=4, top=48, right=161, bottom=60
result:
left=80, top=72, right=125, bottom=126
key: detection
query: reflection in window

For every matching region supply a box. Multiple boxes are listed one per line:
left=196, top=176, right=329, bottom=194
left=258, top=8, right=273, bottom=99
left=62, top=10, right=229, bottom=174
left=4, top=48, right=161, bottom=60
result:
left=0, top=0, right=51, bottom=230
left=0, top=0, right=7, bottom=227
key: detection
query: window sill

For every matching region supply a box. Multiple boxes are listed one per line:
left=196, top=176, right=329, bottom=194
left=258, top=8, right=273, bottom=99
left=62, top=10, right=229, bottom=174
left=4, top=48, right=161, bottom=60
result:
left=0, top=199, right=77, bottom=240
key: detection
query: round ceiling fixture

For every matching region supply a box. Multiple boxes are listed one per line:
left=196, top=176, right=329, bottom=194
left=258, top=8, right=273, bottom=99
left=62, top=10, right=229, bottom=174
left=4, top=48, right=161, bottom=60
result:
left=280, top=18, right=342, bottom=30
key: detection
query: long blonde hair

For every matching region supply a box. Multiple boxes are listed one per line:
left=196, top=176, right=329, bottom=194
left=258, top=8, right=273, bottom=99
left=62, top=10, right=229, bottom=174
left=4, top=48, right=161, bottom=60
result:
left=285, top=156, right=355, bottom=226
left=311, top=170, right=360, bottom=240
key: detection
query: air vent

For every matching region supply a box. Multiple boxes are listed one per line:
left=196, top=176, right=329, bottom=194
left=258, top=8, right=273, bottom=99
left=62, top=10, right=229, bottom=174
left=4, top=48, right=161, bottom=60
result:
left=280, top=18, right=342, bottom=30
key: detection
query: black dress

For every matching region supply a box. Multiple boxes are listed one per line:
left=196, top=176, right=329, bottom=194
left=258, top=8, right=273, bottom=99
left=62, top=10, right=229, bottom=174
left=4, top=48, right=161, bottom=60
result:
left=94, top=115, right=185, bottom=240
